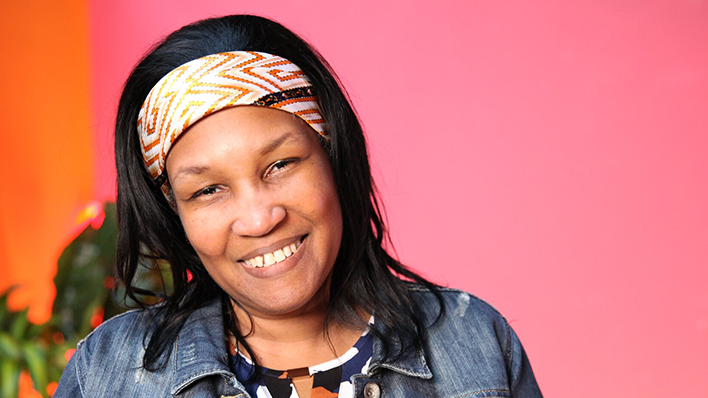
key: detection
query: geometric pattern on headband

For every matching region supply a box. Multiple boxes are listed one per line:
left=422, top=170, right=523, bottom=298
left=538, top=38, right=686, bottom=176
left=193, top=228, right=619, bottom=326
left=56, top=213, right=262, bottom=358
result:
left=137, top=51, right=328, bottom=191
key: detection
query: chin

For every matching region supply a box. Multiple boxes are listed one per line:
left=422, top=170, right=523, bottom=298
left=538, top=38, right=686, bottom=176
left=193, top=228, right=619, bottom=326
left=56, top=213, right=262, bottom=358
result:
left=234, top=282, right=329, bottom=317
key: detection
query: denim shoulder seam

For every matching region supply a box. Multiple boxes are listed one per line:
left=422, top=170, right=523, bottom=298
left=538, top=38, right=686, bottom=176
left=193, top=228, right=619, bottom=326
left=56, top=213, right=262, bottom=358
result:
left=503, top=319, right=514, bottom=377
left=77, top=307, right=146, bottom=343
left=74, top=340, right=86, bottom=397
left=407, top=285, right=506, bottom=319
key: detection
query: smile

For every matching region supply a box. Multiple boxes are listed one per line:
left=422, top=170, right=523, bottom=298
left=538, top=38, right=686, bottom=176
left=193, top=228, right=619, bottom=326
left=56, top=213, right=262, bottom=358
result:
left=243, top=236, right=304, bottom=268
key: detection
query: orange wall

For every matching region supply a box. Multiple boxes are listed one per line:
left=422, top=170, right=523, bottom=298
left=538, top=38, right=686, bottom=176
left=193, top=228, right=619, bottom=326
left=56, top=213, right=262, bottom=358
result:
left=0, top=0, right=93, bottom=324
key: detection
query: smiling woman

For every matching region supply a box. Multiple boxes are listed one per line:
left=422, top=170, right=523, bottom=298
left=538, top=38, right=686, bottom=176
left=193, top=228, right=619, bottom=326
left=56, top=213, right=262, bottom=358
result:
left=167, top=107, right=343, bottom=320
left=54, top=15, right=542, bottom=398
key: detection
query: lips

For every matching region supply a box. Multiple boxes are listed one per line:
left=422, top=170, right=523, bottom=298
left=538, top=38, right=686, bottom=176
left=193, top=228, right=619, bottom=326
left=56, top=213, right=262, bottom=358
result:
left=241, top=236, right=306, bottom=268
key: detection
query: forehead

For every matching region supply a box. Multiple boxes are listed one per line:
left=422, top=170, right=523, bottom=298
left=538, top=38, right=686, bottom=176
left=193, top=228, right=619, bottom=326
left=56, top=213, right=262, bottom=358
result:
left=165, top=106, right=316, bottom=172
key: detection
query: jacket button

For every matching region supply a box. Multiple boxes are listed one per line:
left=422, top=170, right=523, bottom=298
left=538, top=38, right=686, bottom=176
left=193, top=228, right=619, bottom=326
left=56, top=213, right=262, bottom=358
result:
left=364, top=382, right=381, bottom=398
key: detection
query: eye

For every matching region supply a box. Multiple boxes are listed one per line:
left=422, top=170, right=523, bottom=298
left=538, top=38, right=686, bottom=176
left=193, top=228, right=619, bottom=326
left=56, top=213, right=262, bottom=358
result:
left=190, top=185, right=220, bottom=200
left=264, top=158, right=297, bottom=178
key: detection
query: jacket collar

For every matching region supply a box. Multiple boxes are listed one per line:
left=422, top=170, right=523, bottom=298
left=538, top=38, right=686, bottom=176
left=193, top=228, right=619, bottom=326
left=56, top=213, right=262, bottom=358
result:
left=171, top=298, right=236, bottom=395
left=170, top=299, right=433, bottom=394
left=368, top=320, right=433, bottom=379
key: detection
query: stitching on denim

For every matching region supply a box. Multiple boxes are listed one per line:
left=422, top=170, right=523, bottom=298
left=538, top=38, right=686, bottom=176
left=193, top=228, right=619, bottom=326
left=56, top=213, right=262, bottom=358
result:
left=504, top=320, right=513, bottom=376
left=76, top=307, right=144, bottom=343
left=415, top=347, right=433, bottom=378
left=172, top=367, right=234, bottom=394
left=75, top=340, right=86, bottom=397
left=372, top=363, right=430, bottom=378
left=174, top=334, right=179, bottom=375
left=455, top=389, right=511, bottom=398
left=406, top=286, right=506, bottom=319
left=220, top=375, right=247, bottom=397
left=367, top=342, right=432, bottom=379
left=349, top=374, right=366, bottom=397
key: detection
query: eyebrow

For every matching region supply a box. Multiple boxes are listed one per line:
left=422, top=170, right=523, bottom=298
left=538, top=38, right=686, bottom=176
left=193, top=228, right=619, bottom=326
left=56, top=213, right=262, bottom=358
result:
left=171, top=165, right=211, bottom=184
left=259, top=131, right=304, bottom=156
left=171, top=131, right=305, bottom=183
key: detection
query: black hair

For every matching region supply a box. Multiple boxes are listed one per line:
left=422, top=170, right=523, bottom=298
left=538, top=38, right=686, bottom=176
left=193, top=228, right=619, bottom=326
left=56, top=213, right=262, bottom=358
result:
left=114, top=14, right=443, bottom=371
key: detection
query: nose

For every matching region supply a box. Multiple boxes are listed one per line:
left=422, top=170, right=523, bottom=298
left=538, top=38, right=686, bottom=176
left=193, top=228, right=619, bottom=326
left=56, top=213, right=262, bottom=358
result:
left=230, top=194, right=286, bottom=237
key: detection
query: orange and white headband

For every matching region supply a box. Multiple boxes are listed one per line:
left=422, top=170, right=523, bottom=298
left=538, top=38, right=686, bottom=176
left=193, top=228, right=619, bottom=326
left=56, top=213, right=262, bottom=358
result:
left=137, top=51, right=327, bottom=193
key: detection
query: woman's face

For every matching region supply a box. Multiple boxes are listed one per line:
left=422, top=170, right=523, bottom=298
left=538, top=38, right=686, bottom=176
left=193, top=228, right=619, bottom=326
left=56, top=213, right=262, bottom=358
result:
left=165, top=106, right=342, bottom=317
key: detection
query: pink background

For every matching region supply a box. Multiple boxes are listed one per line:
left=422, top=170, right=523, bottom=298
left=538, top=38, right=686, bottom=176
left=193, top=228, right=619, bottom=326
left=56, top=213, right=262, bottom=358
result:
left=87, top=1, right=707, bottom=396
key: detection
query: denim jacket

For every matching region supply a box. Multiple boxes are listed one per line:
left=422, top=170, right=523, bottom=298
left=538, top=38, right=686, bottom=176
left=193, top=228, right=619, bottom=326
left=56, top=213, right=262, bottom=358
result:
left=55, top=286, right=542, bottom=397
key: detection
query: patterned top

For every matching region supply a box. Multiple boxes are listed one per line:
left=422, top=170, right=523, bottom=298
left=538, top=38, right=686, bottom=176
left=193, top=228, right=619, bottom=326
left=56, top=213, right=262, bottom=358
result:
left=229, top=327, right=374, bottom=398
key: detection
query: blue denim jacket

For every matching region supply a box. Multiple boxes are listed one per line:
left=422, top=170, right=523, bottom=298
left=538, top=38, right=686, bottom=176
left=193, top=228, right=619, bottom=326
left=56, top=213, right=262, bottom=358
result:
left=55, top=286, right=542, bottom=397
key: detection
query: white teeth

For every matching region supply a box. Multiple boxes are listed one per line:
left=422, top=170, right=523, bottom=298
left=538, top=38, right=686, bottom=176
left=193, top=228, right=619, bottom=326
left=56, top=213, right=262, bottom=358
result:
left=263, top=253, right=275, bottom=266
left=245, top=239, right=303, bottom=268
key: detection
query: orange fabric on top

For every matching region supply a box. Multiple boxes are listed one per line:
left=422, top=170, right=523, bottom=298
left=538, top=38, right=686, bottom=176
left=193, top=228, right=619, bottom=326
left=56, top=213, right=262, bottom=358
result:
left=0, top=0, right=93, bottom=324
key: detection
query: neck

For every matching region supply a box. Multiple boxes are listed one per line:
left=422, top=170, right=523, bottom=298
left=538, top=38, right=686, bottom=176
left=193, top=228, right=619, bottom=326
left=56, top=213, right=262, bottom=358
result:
left=230, top=299, right=366, bottom=370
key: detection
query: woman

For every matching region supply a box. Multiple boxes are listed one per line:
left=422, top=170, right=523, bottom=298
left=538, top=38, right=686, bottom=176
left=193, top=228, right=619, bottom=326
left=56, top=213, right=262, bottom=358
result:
left=55, top=15, right=541, bottom=398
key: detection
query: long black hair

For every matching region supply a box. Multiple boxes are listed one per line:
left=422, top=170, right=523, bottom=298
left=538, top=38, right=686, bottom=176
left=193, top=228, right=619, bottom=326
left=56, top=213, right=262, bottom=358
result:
left=115, top=14, right=443, bottom=371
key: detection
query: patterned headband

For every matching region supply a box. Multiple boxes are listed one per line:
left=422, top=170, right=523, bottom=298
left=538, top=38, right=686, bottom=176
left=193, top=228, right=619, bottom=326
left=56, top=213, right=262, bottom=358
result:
left=137, top=51, right=327, bottom=193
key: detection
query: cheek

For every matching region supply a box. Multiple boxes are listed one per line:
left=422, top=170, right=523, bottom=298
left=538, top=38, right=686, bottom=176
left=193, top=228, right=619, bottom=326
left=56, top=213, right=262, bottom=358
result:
left=180, top=211, right=229, bottom=259
left=309, top=171, right=343, bottom=247
left=290, top=162, right=341, bottom=219
left=319, top=183, right=342, bottom=226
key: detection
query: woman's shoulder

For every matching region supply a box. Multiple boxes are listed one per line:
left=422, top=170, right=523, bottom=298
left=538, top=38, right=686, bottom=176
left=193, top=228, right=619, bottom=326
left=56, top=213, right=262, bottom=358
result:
left=54, top=307, right=161, bottom=397
left=79, top=307, right=154, bottom=350
left=400, top=284, right=542, bottom=397
left=405, top=283, right=515, bottom=353
left=72, top=307, right=156, bottom=372
left=406, top=283, right=507, bottom=327
left=56, top=299, right=228, bottom=397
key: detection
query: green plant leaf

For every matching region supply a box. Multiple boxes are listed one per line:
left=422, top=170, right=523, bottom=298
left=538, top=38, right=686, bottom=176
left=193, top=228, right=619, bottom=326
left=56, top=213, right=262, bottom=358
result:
left=0, top=358, right=20, bottom=398
left=22, top=343, right=48, bottom=397
left=26, top=322, right=46, bottom=340
left=52, top=203, right=120, bottom=341
left=0, top=286, right=18, bottom=329
left=46, top=342, right=71, bottom=383
left=0, top=332, right=21, bottom=360
left=0, top=303, right=6, bottom=330
left=10, top=308, right=29, bottom=340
